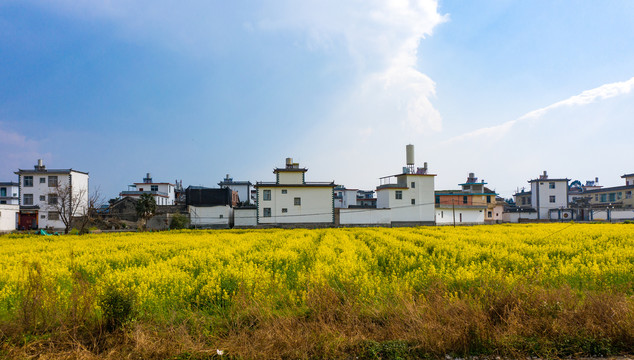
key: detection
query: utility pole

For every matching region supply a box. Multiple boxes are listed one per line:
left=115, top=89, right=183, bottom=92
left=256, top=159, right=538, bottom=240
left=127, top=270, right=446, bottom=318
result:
left=452, top=198, right=456, bottom=228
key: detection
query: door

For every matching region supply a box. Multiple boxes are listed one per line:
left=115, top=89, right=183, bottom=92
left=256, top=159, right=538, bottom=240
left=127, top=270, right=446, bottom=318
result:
left=19, top=213, right=38, bottom=230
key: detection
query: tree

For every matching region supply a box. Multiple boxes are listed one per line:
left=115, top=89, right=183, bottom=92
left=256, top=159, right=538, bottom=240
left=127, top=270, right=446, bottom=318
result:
left=136, top=193, right=156, bottom=230
left=48, top=183, right=101, bottom=234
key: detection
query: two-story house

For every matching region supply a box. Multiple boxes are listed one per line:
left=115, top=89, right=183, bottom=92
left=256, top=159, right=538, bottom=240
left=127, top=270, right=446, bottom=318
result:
left=255, top=158, right=335, bottom=226
left=435, top=173, right=496, bottom=225
left=120, top=173, right=175, bottom=205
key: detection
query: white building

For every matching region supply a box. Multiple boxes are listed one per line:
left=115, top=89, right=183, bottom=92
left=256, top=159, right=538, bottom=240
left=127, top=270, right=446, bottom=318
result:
left=256, top=158, right=335, bottom=226
left=0, top=204, right=19, bottom=232
left=334, top=186, right=358, bottom=208
left=218, top=174, right=253, bottom=204
left=15, top=160, right=89, bottom=230
left=529, top=171, right=569, bottom=220
left=0, top=182, right=19, bottom=205
left=375, top=145, right=435, bottom=226
left=120, top=173, right=175, bottom=205
left=623, top=173, right=634, bottom=186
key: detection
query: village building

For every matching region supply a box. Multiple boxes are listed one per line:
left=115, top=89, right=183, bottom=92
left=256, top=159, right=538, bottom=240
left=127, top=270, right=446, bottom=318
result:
left=255, top=158, right=335, bottom=226
left=186, top=186, right=237, bottom=229
left=218, top=174, right=253, bottom=204
left=334, top=185, right=359, bottom=208
left=435, top=173, right=497, bottom=225
left=15, top=159, right=89, bottom=230
left=0, top=182, right=19, bottom=205
left=120, top=173, right=175, bottom=205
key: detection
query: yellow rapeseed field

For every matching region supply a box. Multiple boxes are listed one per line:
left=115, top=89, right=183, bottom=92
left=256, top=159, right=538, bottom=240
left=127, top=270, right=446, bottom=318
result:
left=1, top=223, right=633, bottom=319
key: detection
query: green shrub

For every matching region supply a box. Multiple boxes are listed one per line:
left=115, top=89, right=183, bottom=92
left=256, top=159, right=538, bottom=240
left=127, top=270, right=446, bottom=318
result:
left=170, top=213, right=190, bottom=230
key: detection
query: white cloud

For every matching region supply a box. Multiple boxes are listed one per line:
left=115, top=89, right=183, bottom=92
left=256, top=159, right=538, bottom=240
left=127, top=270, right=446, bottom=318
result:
left=0, top=123, right=47, bottom=179
left=448, top=76, right=634, bottom=143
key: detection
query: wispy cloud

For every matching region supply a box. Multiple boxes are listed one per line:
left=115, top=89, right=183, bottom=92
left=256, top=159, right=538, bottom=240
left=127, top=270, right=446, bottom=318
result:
left=447, top=76, right=634, bottom=143
left=0, top=122, right=46, bottom=178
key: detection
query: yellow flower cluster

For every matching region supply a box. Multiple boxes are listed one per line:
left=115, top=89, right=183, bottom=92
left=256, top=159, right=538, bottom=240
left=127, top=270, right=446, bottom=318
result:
left=0, top=223, right=633, bottom=318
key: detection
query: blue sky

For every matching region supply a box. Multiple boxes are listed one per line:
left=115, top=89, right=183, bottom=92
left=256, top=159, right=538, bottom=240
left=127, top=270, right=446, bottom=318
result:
left=1, top=0, right=633, bottom=200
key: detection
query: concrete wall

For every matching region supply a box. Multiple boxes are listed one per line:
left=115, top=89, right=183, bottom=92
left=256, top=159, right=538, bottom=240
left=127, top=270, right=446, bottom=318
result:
left=339, top=208, right=391, bottom=225
left=189, top=205, right=232, bottom=228
left=591, top=209, right=634, bottom=221
left=277, top=172, right=304, bottom=184
left=0, top=204, right=18, bottom=232
left=502, top=211, right=538, bottom=223
left=435, top=207, right=484, bottom=225
left=258, top=186, right=333, bottom=224
left=234, top=208, right=257, bottom=227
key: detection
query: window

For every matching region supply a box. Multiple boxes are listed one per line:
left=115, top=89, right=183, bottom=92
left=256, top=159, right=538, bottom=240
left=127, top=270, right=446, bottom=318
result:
left=435, top=196, right=440, bottom=204
left=282, top=208, right=288, bottom=213
left=411, top=182, right=415, bottom=188
left=263, top=190, right=271, bottom=201
left=24, top=176, right=33, bottom=187
left=0, top=201, right=5, bottom=204
left=441, top=211, right=444, bottom=218
left=40, top=177, right=46, bottom=184
left=48, top=194, right=58, bottom=205
left=281, top=189, right=287, bottom=194
left=0, top=188, right=5, bottom=197
left=40, top=195, right=45, bottom=201
left=626, top=191, right=632, bottom=199
left=463, top=196, right=468, bottom=204
left=595, top=195, right=599, bottom=202
left=41, top=214, right=46, bottom=219
left=487, top=196, right=491, bottom=203
left=294, top=197, right=301, bottom=206
left=395, top=191, right=402, bottom=200
left=24, top=194, right=33, bottom=205
left=618, top=192, right=622, bottom=200
left=609, top=193, right=616, bottom=202
left=151, top=185, right=158, bottom=192
left=487, top=211, right=492, bottom=218
left=549, top=195, right=556, bottom=203
left=527, top=198, right=531, bottom=204
left=411, top=199, right=415, bottom=205
left=263, top=208, right=271, bottom=217
left=48, top=212, right=59, bottom=220
left=549, top=182, right=555, bottom=189
left=219, top=214, right=223, bottom=219
left=48, top=176, right=58, bottom=187
left=600, top=194, right=607, bottom=202
left=521, top=198, right=526, bottom=205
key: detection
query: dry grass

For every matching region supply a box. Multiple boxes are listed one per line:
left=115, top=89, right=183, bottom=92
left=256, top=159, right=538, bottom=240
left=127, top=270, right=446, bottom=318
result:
left=4, top=283, right=632, bottom=360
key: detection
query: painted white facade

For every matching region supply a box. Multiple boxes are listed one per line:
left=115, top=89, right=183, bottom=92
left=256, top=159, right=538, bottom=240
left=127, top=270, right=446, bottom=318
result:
left=502, top=211, right=538, bottom=223
left=16, top=161, right=89, bottom=230
left=256, top=160, right=335, bottom=225
left=623, top=173, right=634, bottom=186
left=376, top=174, right=435, bottom=224
left=234, top=208, right=257, bottom=227
left=334, top=187, right=358, bottom=208
left=121, top=173, right=175, bottom=206
left=339, top=208, right=391, bottom=225
left=529, top=172, right=569, bottom=220
left=435, top=206, right=484, bottom=225
left=591, top=208, right=634, bottom=221
left=0, top=183, right=19, bottom=205
left=188, top=205, right=232, bottom=228
left=0, top=204, right=19, bottom=232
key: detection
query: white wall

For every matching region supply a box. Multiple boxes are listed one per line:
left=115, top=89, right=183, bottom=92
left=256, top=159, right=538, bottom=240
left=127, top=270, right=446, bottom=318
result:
left=376, top=174, right=435, bottom=223
left=435, top=207, right=484, bottom=225
left=339, top=208, right=391, bottom=225
left=0, top=204, right=18, bottom=232
left=234, top=208, right=257, bottom=227
left=189, top=205, right=232, bottom=228
left=591, top=209, right=634, bottom=221
left=258, top=186, right=333, bottom=224
left=531, top=180, right=568, bottom=220
left=277, top=171, right=304, bottom=184
left=0, top=184, right=19, bottom=205
left=502, top=212, right=538, bottom=223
